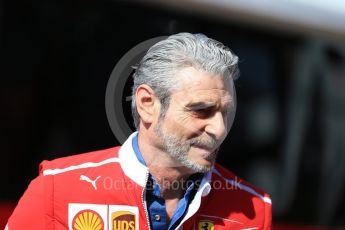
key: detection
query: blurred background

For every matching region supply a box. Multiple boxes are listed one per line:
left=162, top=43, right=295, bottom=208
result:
left=1, top=0, right=345, bottom=229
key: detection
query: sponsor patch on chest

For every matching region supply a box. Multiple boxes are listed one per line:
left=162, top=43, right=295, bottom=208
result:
left=69, top=203, right=138, bottom=230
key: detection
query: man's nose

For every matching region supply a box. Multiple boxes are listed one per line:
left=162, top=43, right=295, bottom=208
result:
left=205, top=111, right=227, bottom=140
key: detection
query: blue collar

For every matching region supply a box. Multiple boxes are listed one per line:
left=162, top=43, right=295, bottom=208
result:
left=132, top=133, right=146, bottom=165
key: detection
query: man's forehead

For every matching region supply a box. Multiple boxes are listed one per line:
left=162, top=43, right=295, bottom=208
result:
left=185, top=88, right=232, bottom=98
left=171, top=88, right=234, bottom=109
left=175, top=67, right=234, bottom=91
left=188, top=90, right=233, bottom=105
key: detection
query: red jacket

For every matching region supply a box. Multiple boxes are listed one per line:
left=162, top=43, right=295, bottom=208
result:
left=7, top=132, right=272, bottom=229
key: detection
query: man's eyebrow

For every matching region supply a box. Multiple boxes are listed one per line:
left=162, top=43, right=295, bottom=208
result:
left=185, top=102, right=216, bottom=110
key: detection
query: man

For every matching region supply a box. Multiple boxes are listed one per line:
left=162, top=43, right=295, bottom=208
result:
left=6, top=33, right=272, bottom=229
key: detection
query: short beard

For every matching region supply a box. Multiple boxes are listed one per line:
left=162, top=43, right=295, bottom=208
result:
left=154, top=119, right=220, bottom=173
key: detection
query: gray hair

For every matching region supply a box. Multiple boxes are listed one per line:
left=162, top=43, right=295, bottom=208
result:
left=131, top=32, right=239, bottom=130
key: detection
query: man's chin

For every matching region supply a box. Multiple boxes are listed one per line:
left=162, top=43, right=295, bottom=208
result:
left=190, top=162, right=214, bottom=173
left=187, top=148, right=218, bottom=172
left=184, top=157, right=215, bottom=173
left=190, top=147, right=217, bottom=161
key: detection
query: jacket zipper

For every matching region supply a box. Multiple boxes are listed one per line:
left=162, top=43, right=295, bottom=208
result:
left=141, top=171, right=151, bottom=230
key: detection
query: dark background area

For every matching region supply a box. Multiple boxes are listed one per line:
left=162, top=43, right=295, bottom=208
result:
left=1, top=0, right=345, bottom=228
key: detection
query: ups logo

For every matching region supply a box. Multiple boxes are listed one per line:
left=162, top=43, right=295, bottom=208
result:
left=111, top=211, right=136, bottom=230
left=198, top=220, right=214, bottom=230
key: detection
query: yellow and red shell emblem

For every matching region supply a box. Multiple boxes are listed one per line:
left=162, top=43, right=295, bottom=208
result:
left=72, top=209, right=104, bottom=230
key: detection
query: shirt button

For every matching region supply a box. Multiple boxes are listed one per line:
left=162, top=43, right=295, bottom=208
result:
left=154, top=214, right=161, bottom=221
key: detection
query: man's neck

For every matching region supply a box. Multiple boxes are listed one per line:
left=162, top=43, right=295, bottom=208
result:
left=149, top=165, right=193, bottom=198
left=137, top=129, right=204, bottom=221
left=147, top=163, right=199, bottom=222
left=137, top=131, right=195, bottom=199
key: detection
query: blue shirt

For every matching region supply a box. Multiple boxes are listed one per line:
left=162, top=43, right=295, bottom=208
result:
left=132, top=134, right=200, bottom=229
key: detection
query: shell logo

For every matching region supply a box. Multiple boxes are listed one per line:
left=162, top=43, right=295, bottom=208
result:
left=72, top=209, right=104, bottom=230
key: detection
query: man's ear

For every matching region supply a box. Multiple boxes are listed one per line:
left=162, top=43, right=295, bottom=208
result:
left=135, top=84, right=157, bottom=125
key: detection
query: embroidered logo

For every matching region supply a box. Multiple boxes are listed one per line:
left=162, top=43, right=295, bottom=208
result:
left=109, top=205, right=138, bottom=230
left=80, top=175, right=101, bottom=190
left=69, top=204, right=138, bottom=230
left=111, top=211, right=136, bottom=230
left=72, top=209, right=104, bottom=230
left=198, top=220, right=214, bottom=230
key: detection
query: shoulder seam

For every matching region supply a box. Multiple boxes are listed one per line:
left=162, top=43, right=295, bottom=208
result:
left=212, top=168, right=272, bottom=204
left=42, top=157, right=120, bottom=176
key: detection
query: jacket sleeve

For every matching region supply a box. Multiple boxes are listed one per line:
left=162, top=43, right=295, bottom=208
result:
left=263, top=194, right=272, bottom=230
left=6, top=161, right=57, bottom=230
left=6, top=175, right=46, bottom=229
